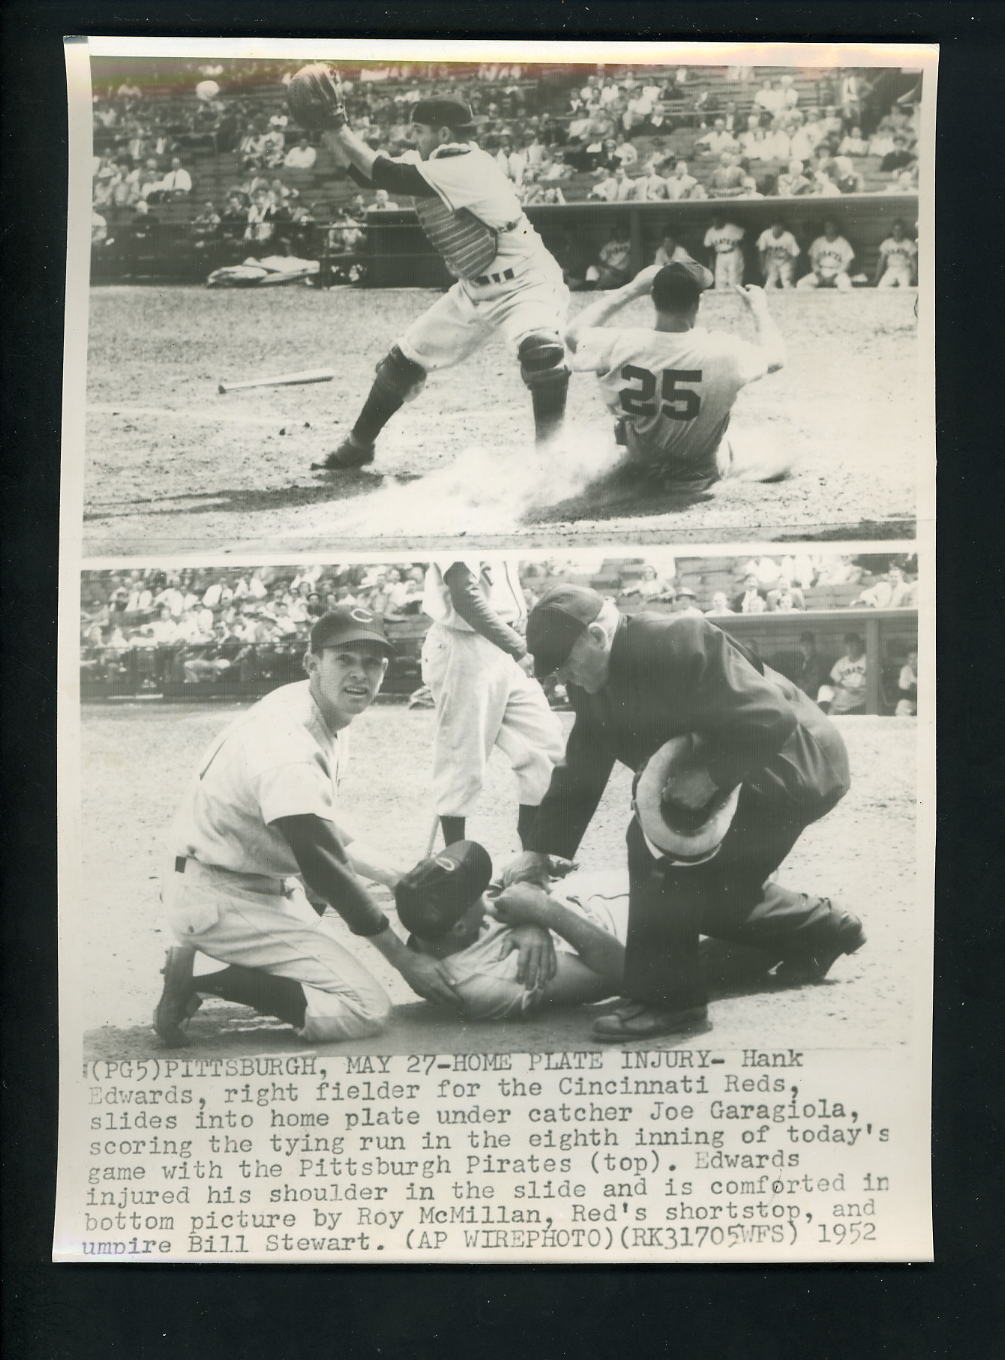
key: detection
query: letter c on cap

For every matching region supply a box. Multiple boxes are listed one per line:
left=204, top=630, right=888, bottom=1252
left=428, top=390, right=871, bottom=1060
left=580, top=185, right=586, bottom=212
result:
left=434, top=857, right=457, bottom=872
left=350, top=607, right=374, bottom=623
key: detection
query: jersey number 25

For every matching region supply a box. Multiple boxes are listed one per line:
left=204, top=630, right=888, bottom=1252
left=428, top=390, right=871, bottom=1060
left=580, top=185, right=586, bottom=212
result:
left=619, top=366, right=703, bottom=420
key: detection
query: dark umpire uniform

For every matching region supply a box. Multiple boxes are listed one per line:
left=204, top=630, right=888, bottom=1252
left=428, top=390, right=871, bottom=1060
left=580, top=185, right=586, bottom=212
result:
left=524, top=585, right=863, bottom=1035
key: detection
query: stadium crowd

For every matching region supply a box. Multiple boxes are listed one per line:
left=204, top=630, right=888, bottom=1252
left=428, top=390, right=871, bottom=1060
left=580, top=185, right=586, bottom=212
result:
left=80, top=556, right=918, bottom=714
left=90, top=60, right=921, bottom=280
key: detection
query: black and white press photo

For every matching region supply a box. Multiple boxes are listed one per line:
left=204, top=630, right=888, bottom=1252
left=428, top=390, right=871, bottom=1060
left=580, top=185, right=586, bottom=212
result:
left=71, top=41, right=933, bottom=552
left=55, top=37, right=935, bottom=1267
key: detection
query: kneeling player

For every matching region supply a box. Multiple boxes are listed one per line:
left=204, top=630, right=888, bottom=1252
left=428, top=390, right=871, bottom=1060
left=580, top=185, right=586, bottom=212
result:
left=566, top=261, right=791, bottom=493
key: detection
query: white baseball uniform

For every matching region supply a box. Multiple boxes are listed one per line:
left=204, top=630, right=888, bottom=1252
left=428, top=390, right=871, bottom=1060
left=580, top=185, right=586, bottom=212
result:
left=395, top=145, right=569, bottom=371
left=757, top=228, right=800, bottom=288
left=164, top=681, right=391, bottom=1041
left=420, top=560, right=564, bottom=818
left=876, top=235, right=918, bottom=287
left=443, top=869, right=631, bottom=1019
left=703, top=222, right=746, bottom=288
left=569, top=324, right=769, bottom=491
left=798, top=234, right=855, bottom=290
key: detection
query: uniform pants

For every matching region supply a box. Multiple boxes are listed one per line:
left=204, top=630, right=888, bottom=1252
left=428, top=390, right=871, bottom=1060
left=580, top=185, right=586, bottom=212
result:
left=163, top=860, right=391, bottom=1041
left=764, top=258, right=795, bottom=288
left=398, top=261, right=569, bottom=371
left=621, top=782, right=847, bottom=1010
left=421, top=623, right=565, bottom=818
left=878, top=267, right=914, bottom=288
left=713, top=251, right=744, bottom=289
left=797, top=271, right=852, bottom=291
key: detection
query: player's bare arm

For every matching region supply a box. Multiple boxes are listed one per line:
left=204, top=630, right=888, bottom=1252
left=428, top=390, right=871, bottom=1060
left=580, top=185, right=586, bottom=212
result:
left=735, top=284, right=786, bottom=374
left=492, top=882, right=626, bottom=988
left=275, top=813, right=456, bottom=1004
left=565, top=266, right=660, bottom=352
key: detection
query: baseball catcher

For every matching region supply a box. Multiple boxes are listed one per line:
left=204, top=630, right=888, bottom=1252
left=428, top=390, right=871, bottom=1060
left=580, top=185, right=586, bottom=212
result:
left=285, top=65, right=570, bottom=471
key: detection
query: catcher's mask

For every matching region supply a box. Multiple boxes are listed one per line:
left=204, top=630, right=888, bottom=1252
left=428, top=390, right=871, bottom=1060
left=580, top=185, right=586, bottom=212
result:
left=633, top=735, right=740, bottom=866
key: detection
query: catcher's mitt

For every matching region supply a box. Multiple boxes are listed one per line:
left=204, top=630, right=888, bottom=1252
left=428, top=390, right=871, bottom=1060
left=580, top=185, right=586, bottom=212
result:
left=287, top=64, right=349, bottom=131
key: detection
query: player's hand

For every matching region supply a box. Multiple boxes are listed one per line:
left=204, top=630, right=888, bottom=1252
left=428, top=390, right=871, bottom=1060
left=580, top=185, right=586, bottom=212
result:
left=663, top=766, right=720, bottom=813
left=735, top=284, right=768, bottom=310
left=488, top=882, right=553, bottom=929
left=499, top=851, right=578, bottom=888
left=397, top=953, right=460, bottom=1007
left=502, top=923, right=557, bottom=991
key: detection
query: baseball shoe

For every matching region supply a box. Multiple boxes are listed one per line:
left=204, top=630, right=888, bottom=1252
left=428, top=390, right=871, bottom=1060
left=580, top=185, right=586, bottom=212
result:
left=153, top=946, right=202, bottom=1047
left=312, top=434, right=376, bottom=473
left=592, top=999, right=710, bottom=1043
left=773, top=908, right=866, bottom=985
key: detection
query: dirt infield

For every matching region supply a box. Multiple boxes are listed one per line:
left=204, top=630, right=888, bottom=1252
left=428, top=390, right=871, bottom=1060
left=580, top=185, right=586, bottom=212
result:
left=82, top=285, right=919, bottom=555
left=78, top=702, right=918, bottom=1059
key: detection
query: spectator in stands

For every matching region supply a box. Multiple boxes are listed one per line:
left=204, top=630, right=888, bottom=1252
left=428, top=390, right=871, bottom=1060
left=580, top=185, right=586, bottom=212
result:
left=732, top=573, right=768, bottom=614
left=665, top=159, right=700, bottom=201
left=839, top=125, right=869, bottom=157
left=766, top=578, right=805, bottom=612
left=91, top=208, right=109, bottom=247
left=808, top=150, right=843, bottom=197
left=709, top=151, right=746, bottom=198
left=705, top=592, right=734, bottom=616
left=755, top=79, right=785, bottom=118
left=760, top=115, right=792, bottom=163
left=283, top=135, right=317, bottom=171
left=589, top=166, right=635, bottom=203
left=787, top=115, right=816, bottom=167
left=584, top=225, right=633, bottom=290
left=739, top=113, right=767, bottom=159
left=695, top=118, right=739, bottom=159
left=137, top=157, right=164, bottom=201
left=853, top=564, right=917, bottom=609
left=191, top=201, right=221, bottom=254
left=539, top=148, right=574, bottom=183
left=820, top=106, right=844, bottom=141
left=885, top=166, right=919, bottom=194
left=613, top=136, right=639, bottom=169
left=757, top=219, right=800, bottom=288
left=880, top=134, right=916, bottom=175
left=797, top=219, right=855, bottom=290
left=778, top=74, right=800, bottom=114
left=520, top=169, right=566, bottom=206
left=631, top=165, right=669, bottom=201
left=160, top=156, right=192, bottom=196
left=704, top=214, right=746, bottom=288
left=671, top=587, right=703, bottom=617
left=895, top=650, right=918, bottom=717
left=367, top=188, right=400, bottom=212
left=244, top=187, right=281, bottom=245
left=828, top=152, right=864, bottom=194
left=738, top=175, right=764, bottom=199
left=793, top=632, right=828, bottom=702
left=839, top=71, right=866, bottom=126
left=874, top=220, right=918, bottom=287
left=775, top=158, right=813, bottom=198
left=818, top=634, right=869, bottom=716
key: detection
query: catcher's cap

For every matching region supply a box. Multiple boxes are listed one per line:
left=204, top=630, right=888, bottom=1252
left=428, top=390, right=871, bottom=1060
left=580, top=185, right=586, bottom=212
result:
left=410, top=98, right=476, bottom=135
left=309, top=606, right=394, bottom=657
left=653, top=260, right=711, bottom=309
left=526, top=584, right=605, bottom=678
left=633, top=735, right=740, bottom=866
left=395, top=841, right=493, bottom=939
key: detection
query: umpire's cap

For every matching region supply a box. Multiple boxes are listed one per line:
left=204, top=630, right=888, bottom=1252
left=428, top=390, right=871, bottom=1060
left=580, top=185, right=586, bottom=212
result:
left=652, top=260, right=711, bottom=310
left=309, top=606, right=395, bottom=657
left=526, top=584, right=605, bottom=678
left=633, top=735, right=740, bottom=866
left=395, top=841, right=493, bottom=939
left=410, top=98, right=476, bottom=136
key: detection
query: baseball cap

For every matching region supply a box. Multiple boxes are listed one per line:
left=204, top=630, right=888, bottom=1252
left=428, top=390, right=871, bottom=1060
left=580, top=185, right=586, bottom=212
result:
left=652, top=260, right=710, bottom=310
left=526, top=584, right=605, bottom=678
left=395, top=841, right=493, bottom=939
left=309, top=606, right=395, bottom=657
left=410, top=98, right=476, bottom=135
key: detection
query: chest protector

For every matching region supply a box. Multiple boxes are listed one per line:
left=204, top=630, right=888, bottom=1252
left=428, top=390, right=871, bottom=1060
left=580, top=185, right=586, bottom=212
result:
left=414, top=196, right=499, bottom=280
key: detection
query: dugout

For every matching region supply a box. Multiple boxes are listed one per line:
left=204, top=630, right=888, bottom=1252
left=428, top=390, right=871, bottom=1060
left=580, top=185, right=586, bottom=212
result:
left=362, top=193, right=919, bottom=288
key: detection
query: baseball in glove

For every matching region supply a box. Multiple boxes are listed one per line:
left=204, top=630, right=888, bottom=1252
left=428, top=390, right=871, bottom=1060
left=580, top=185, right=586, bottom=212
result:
left=286, top=64, right=349, bottom=131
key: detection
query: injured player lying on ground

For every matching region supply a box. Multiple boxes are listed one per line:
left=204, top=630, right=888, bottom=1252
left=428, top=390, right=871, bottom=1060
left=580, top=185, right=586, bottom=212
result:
left=394, top=841, right=812, bottom=1022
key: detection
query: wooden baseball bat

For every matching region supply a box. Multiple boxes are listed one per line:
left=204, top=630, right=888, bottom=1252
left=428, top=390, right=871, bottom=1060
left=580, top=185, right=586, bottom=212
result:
left=217, top=368, right=334, bottom=395
left=423, top=813, right=440, bottom=858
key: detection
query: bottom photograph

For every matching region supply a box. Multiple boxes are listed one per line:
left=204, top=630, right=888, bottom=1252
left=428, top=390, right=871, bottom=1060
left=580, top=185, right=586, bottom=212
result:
left=74, top=548, right=920, bottom=1060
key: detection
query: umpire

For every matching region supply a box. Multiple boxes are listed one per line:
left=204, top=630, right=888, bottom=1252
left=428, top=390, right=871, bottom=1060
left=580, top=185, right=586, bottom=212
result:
left=516, top=585, right=864, bottom=1042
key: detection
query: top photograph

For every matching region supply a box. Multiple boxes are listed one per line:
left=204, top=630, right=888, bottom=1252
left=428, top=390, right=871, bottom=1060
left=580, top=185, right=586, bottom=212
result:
left=72, top=43, right=934, bottom=555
